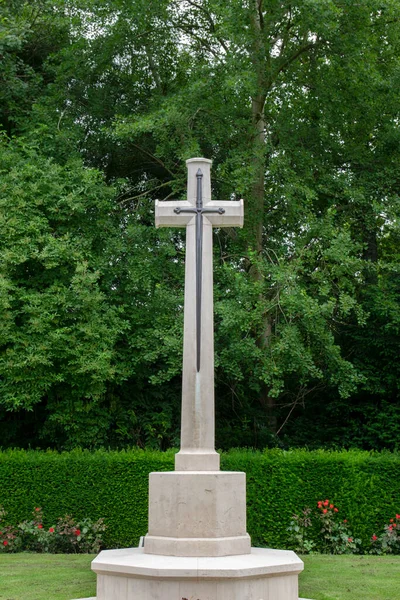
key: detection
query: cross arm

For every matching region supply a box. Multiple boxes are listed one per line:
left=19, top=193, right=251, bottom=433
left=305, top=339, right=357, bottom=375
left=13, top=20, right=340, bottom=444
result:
left=155, top=200, right=195, bottom=228
left=203, top=199, right=244, bottom=228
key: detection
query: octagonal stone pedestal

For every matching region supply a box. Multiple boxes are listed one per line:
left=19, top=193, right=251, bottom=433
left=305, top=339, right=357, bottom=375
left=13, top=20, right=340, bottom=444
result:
left=145, top=471, right=251, bottom=557
left=92, top=547, right=304, bottom=600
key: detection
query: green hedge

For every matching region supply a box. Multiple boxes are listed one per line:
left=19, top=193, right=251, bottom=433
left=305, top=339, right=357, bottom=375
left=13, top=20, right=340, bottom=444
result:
left=1, top=449, right=399, bottom=550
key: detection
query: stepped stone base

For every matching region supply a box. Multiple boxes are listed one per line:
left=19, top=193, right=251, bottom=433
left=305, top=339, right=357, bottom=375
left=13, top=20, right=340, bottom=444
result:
left=92, top=547, right=304, bottom=600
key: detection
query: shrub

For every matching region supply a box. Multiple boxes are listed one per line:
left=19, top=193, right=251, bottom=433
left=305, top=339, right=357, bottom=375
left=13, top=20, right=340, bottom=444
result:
left=287, top=500, right=361, bottom=554
left=0, top=506, right=105, bottom=553
left=0, top=506, right=17, bottom=552
left=370, top=514, right=400, bottom=555
left=0, top=448, right=399, bottom=551
left=287, top=507, right=316, bottom=554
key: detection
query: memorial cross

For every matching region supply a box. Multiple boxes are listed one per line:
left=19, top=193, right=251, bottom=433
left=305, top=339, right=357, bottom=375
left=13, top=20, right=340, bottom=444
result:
left=155, top=158, right=243, bottom=472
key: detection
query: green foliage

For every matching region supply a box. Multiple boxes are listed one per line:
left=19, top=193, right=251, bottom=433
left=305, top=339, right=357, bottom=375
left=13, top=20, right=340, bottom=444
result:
left=224, top=449, right=400, bottom=551
left=287, top=507, right=316, bottom=554
left=288, top=501, right=361, bottom=555
left=0, top=0, right=70, bottom=136
left=0, top=137, right=132, bottom=447
left=0, top=449, right=399, bottom=552
left=370, top=514, right=400, bottom=555
left=0, top=0, right=399, bottom=451
left=0, top=505, right=106, bottom=554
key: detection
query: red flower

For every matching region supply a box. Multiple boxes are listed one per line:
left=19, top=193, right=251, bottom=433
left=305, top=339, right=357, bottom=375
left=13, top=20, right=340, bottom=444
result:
left=343, top=519, right=348, bottom=523
left=390, top=518, right=394, bottom=523
left=49, top=527, right=55, bottom=533
left=334, top=507, right=339, bottom=512
left=329, top=504, right=334, bottom=509
left=348, top=537, right=353, bottom=542
left=388, top=525, right=393, bottom=531
left=372, top=534, right=378, bottom=541
left=393, top=524, right=397, bottom=528
left=3, top=540, right=8, bottom=546
left=74, top=529, right=81, bottom=536
left=35, top=508, right=41, bottom=512
left=324, top=500, right=329, bottom=506
left=396, top=514, right=400, bottom=520
left=317, top=501, right=323, bottom=508
left=38, top=524, right=43, bottom=529
left=323, top=508, right=328, bottom=514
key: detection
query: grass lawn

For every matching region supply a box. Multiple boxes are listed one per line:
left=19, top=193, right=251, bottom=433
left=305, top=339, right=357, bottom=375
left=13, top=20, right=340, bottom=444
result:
left=0, top=553, right=399, bottom=600
left=0, top=554, right=96, bottom=600
left=300, top=554, right=400, bottom=600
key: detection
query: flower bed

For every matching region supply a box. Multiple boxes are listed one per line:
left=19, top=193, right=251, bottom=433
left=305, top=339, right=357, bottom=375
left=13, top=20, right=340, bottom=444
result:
left=0, top=506, right=105, bottom=553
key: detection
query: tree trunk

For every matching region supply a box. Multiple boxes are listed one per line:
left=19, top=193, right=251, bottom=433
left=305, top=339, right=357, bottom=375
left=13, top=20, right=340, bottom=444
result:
left=249, top=2, right=277, bottom=434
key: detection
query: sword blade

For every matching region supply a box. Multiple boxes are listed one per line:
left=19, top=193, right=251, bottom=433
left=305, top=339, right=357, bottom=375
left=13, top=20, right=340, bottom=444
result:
left=196, top=169, right=203, bottom=372
left=196, top=211, right=202, bottom=372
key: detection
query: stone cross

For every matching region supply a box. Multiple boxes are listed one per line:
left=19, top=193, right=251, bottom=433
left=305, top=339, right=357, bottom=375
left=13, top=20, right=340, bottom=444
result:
left=93, top=158, right=303, bottom=580
left=155, top=158, right=243, bottom=472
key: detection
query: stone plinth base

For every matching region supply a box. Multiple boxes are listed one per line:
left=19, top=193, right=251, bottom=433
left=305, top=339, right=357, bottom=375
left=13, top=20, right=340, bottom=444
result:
left=175, top=449, right=220, bottom=471
left=92, top=547, right=304, bottom=600
left=146, top=471, right=251, bottom=557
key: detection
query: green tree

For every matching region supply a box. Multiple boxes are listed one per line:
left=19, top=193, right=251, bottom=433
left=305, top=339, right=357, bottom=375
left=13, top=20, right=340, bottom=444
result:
left=1, top=0, right=400, bottom=449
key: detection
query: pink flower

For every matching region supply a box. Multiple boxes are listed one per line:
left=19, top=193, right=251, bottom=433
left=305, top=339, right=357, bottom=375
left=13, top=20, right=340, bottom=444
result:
left=329, top=504, right=334, bottom=509
left=396, top=514, right=400, bottom=520
left=38, top=524, right=43, bottom=529
left=324, top=500, right=329, bottom=506
left=49, top=527, right=55, bottom=533
left=372, top=534, right=377, bottom=541
left=388, top=525, right=393, bottom=531
left=3, top=540, right=8, bottom=546
left=323, top=509, right=328, bottom=514
left=334, top=508, right=339, bottom=513
left=348, top=537, right=353, bottom=542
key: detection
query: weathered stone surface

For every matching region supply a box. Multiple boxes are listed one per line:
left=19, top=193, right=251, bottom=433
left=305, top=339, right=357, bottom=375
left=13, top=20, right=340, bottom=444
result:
left=92, top=547, right=304, bottom=600
left=145, top=470, right=251, bottom=556
left=155, top=158, right=243, bottom=473
left=91, top=158, right=305, bottom=599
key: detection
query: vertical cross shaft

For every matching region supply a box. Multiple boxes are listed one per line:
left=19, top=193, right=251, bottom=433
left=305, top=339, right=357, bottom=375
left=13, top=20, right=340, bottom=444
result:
left=175, top=159, right=220, bottom=471
left=154, top=158, right=244, bottom=472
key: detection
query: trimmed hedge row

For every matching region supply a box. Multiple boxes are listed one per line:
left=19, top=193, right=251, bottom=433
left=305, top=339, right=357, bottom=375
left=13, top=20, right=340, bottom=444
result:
left=1, top=448, right=399, bottom=551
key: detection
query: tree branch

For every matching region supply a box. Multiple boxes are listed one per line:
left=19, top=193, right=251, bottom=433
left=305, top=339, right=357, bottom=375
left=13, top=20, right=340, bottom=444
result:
left=118, top=180, right=176, bottom=205
left=143, top=44, right=164, bottom=94
left=184, top=0, right=229, bottom=53
left=129, top=143, right=175, bottom=178
left=176, top=23, right=223, bottom=60
left=274, top=40, right=323, bottom=80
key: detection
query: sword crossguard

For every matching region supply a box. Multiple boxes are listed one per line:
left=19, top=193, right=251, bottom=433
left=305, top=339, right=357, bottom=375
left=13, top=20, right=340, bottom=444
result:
left=173, top=207, right=225, bottom=215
